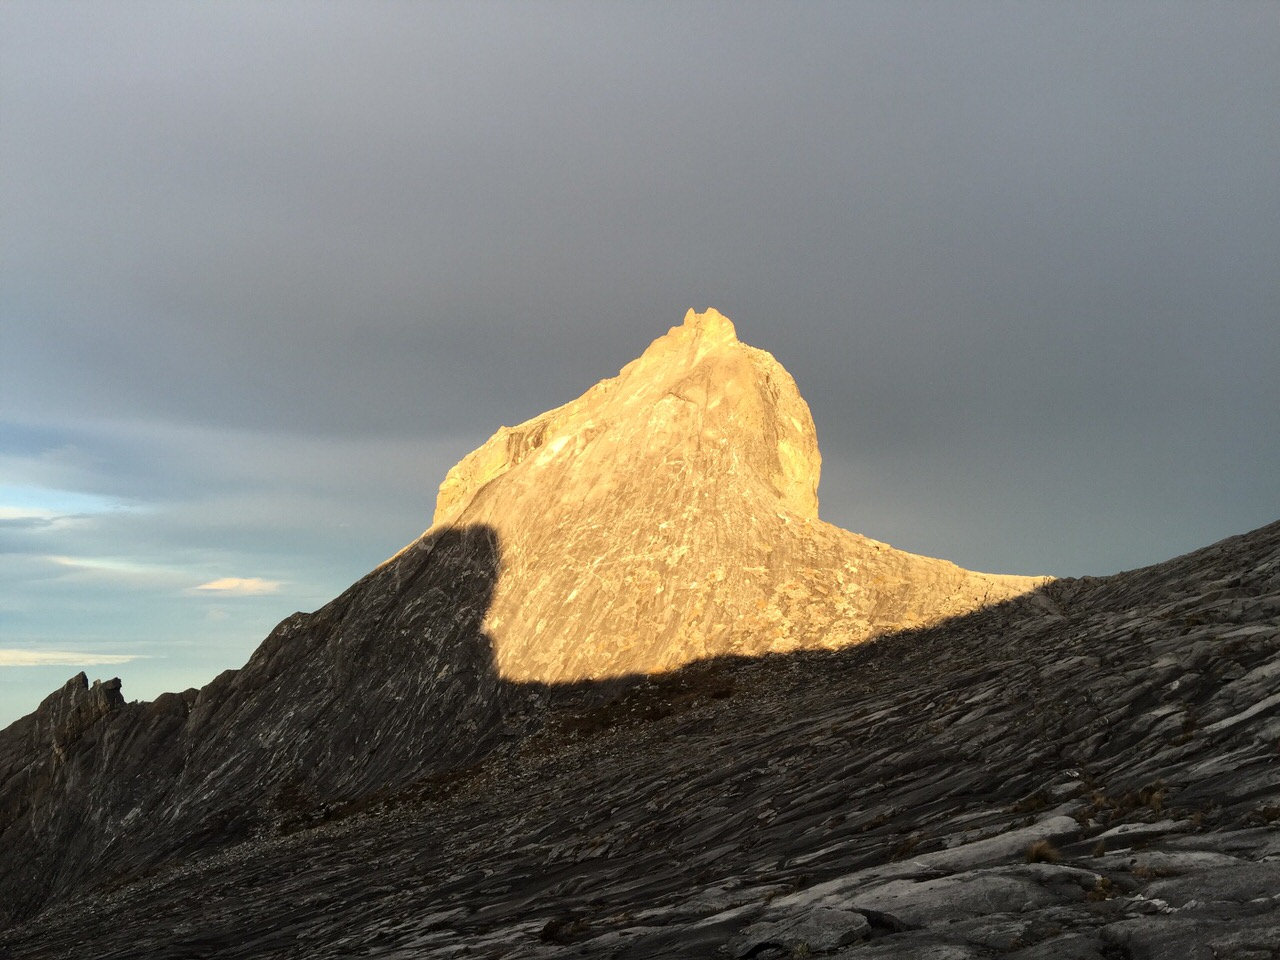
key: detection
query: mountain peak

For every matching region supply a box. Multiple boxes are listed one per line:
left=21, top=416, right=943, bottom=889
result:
left=434, top=306, right=817, bottom=527
left=627, top=307, right=742, bottom=387
left=655, top=305, right=737, bottom=348
left=428, top=309, right=1040, bottom=684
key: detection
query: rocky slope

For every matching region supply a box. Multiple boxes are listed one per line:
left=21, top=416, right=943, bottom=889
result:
left=0, top=310, right=1040, bottom=932
left=3, top=519, right=1278, bottom=959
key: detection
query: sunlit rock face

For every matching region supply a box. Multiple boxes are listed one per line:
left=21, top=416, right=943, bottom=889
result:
left=0, top=308, right=1044, bottom=928
left=426, top=308, right=1042, bottom=683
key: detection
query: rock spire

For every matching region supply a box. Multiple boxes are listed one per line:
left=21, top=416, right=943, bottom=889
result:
left=423, top=307, right=1042, bottom=683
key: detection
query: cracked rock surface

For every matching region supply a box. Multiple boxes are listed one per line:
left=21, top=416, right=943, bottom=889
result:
left=3, top=518, right=1279, bottom=959
left=1, top=312, right=1276, bottom=958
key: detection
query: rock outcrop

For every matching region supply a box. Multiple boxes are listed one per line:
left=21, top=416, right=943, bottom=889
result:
left=430, top=308, right=1042, bottom=682
left=0, top=308, right=1039, bottom=931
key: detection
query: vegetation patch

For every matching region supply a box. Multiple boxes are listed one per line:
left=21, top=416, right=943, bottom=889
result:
left=1025, top=839, right=1060, bottom=864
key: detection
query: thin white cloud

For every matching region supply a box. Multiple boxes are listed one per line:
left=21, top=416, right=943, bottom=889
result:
left=0, top=649, right=145, bottom=667
left=0, top=507, right=87, bottom=530
left=49, top=555, right=152, bottom=574
left=195, top=577, right=282, bottom=595
left=0, top=485, right=135, bottom=518
left=0, top=506, right=57, bottom=521
left=45, top=555, right=191, bottom=586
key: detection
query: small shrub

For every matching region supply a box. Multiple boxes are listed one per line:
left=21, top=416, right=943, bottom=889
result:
left=1025, top=839, right=1060, bottom=864
left=1138, top=782, right=1166, bottom=814
left=1131, top=864, right=1182, bottom=879
left=1084, top=780, right=1168, bottom=823
left=857, top=812, right=891, bottom=833
left=1010, top=790, right=1050, bottom=814
left=1087, top=876, right=1114, bottom=901
left=891, top=834, right=920, bottom=860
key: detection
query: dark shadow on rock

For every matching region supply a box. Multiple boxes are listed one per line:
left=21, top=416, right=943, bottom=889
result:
left=3, top=517, right=1279, bottom=931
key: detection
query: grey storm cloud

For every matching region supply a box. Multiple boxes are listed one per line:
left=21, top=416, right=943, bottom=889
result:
left=1, top=1, right=1278, bottom=724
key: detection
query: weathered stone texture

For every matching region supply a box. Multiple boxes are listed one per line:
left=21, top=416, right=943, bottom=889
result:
left=431, top=308, right=1042, bottom=683
left=2, top=311, right=1277, bottom=958
left=4, top=517, right=1279, bottom=958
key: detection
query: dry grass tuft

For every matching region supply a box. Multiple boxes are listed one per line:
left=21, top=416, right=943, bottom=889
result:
left=1025, top=839, right=1061, bottom=863
left=1087, top=876, right=1115, bottom=901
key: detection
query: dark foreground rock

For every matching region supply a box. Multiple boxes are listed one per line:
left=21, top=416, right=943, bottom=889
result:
left=3, top=519, right=1278, bottom=958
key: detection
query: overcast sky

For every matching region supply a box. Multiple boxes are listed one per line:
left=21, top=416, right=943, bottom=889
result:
left=2, top=2, right=1277, bottom=727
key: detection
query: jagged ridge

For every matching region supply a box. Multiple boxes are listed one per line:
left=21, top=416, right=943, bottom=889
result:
left=5, top=520, right=1280, bottom=958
